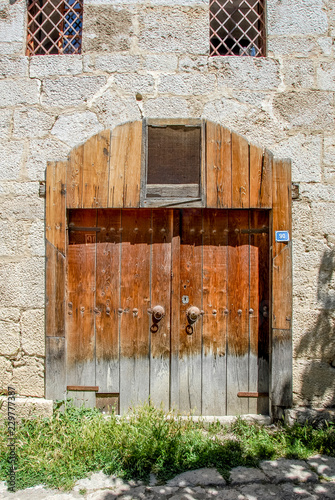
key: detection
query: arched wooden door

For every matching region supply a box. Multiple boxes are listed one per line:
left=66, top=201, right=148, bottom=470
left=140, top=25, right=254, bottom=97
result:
left=46, top=119, right=292, bottom=418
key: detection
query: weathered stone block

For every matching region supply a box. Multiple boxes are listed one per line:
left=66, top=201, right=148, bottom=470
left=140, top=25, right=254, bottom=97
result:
left=300, top=183, right=335, bottom=203
left=267, top=36, right=318, bottom=57
left=138, top=7, right=208, bottom=55
left=0, top=181, right=39, bottom=197
left=28, top=220, right=45, bottom=257
left=0, top=56, right=28, bottom=79
left=114, top=73, right=156, bottom=94
left=27, top=138, right=70, bottom=181
left=0, top=356, right=12, bottom=389
left=317, top=37, right=333, bottom=56
left=0, top=79, right=40, bottom=107
left=179, top=55, right=209, bottom=72
left=317, top=61, right=335, bottom=91
left=282, top=60, right=315, bottom=89
left=272, top=134, right=322, bottom=183
left=41, top=76, right=106, bottom=108
left=293, top=308, right=335, bottom=360
left=0, top=258, right=45, bottom=308
left=83, top=5, right=133, bottom=53
left=0, top=42, right=22, bottom=56
left=13, top=109, right=55, bottom=139
left=30, top=55, right=83, bottom=78
left=0, top=109, right=11, bottom=139
left=292, top=202, right=313, bottom=238
left=143, top=96, right=191, bottom=118
left=0, top=141, right=24, bottom=181
left=0, top=1, right=25, bottom=43
left=273, top=92, right=334, bottom=129
left=267, top=0, right=328, bottom=35
left=293, top=358, right=335, bottom=408
left=323, top=135, right=335, bottom=165
left=0, top=319, right=20, bottom=355
left=21, top=310, right=44, bottom=356
left=95, top=54, right=141, bottom=73
left=285, top=410, right=335, bottom=428
left=0, top=308, right=20, bottom=323
left=0, top=196, right=44, bottom=221
left=90, top=91, right=141, bottom=129
left=142, top=54, right=178, bottom=72
left=51, top=111, right=104, bottom=148
left=0, top=396, right=53, bottom=420
left=0, top=220, right=27, bottom=257
left=11, top=356, right=45, bottom=398
left=311, top=202, right=335, bottom=235
left=215, top=57, right=280, bottom=91
left=159, top=73, right=216, bottom=95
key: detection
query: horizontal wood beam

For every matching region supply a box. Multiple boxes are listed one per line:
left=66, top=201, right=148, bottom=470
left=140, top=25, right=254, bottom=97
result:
left=67, top=386, right=99, bottom=392
left=237, top=392, right=269, bottom=398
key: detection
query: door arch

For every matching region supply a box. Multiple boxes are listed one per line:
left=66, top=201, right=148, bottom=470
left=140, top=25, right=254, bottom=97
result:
left=45, top=119, right=292, bottom=418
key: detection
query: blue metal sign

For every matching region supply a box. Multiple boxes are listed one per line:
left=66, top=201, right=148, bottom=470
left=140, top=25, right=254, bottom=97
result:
left=275, top=231, right=290, bottom=242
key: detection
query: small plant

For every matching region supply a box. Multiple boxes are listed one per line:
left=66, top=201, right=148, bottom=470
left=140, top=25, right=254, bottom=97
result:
left=0, top=401, right=334, bottom=491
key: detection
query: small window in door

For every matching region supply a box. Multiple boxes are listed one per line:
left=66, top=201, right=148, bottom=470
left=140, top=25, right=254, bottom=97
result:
left=210, top=0, right=266, bottom=57
left=143, top=120, right=204, bottom=206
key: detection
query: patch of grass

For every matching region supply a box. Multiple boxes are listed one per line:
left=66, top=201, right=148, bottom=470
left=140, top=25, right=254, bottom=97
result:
left=0, top=401, right=334, bottom=491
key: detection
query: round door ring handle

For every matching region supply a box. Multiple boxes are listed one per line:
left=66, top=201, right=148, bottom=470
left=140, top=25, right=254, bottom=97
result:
left=186, top=306, right=201, bottom=324
left=152, top=305, right=165, bottom=322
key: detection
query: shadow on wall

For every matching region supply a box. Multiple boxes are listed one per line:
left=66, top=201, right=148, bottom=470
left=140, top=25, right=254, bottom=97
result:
left=295, top=247, right=335, bottom=408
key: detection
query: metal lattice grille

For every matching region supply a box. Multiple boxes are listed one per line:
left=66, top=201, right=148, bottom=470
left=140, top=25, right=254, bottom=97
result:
left=27, top=0, right=83, bottom=55
left=210, top=0, right=266, bottom=57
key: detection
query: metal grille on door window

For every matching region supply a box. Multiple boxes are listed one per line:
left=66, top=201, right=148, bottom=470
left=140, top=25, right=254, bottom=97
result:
left=209, top=0, right=266, bottom=57
left=26, top=0, right=83, bottom=55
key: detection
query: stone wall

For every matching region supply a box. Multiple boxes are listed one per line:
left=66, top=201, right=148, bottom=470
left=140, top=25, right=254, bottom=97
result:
left=0, top=0, right=334, bottom=410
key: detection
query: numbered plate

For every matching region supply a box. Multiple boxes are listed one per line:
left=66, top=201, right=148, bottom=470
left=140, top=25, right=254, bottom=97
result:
left=275, top=231, right=290, bottom=242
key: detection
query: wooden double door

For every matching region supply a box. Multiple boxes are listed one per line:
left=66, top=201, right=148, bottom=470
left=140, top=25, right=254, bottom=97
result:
left=67, top=208, right=270, bottom=415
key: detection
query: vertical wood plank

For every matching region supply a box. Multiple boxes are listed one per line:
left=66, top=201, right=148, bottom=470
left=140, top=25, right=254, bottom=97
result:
left=108, top=122, right=142, bottom=208
left=108, top=125, right=127, bottom=208
left=123, top=122, right=142, bottom=208
left=46, top=241, right=65, bottom=337
left=119, top=209, right=151, bottom=413
left=272, top=158, right=292, bottom=329
left=249, top=211, right=270, bottom=415
left=66, top=210, right=97, bottom=388
left=227, top=211, right=250, bottom=415
left=67, top=144, right=84, bottom=209
left=82, top=131, right=110, bottom=208
left=45, top=337, right=66, bottom=401
left=178, top=209, right=203, bottom=414
left=150, top=209, right=172, bottom=411
left=95, top=209, right=121, bottom=393
left=170, top=210, right=181, bottom=410
left=250, top=146, right=273, bottom=209
left=272, top=158, right=292, bottom=415
left=202, top=209, right=228, bottom=415
left=206, top=122, right=232, bottom=208
left=46, top=160, right=66, bottom=254
left=231, top=133, right=249, bottom=209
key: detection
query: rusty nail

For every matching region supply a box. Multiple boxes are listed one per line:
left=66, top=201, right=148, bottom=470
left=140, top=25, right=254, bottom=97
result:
left=224, top=309, right=229, bottom=315
left=118, top=308, right=123, bottom=314
left=249, top=308, right=254, bottom=314
left=212, top=309, right=217, bottom=315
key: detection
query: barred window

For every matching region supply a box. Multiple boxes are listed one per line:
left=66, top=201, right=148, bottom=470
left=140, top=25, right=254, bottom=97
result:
left=26, top=0, right=83, bottom=56
left=210, top=0, right=266, bottom=57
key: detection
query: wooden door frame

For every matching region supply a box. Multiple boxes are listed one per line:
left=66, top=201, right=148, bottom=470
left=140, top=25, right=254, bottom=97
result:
left=45, top=119, right=292, bottom=419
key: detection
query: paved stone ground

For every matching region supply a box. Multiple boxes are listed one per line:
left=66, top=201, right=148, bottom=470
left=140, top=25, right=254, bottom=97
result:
left=1, top=456, right=335, bottom=499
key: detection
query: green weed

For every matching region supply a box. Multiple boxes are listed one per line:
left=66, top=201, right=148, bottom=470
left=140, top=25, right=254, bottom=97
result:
left=0, top=401, right=334, bottom=491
